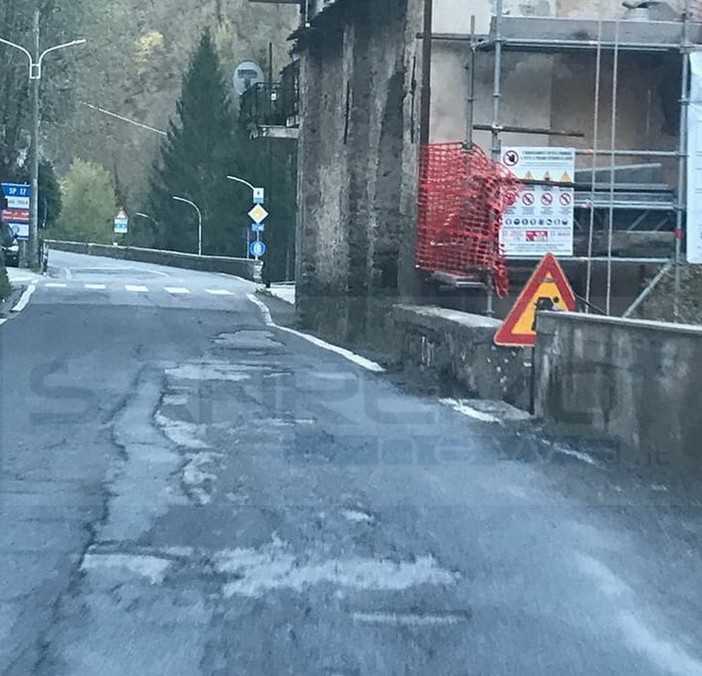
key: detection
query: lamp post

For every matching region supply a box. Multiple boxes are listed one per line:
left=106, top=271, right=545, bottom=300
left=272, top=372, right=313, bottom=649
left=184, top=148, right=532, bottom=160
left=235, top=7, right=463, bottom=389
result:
left=135, top=212, right=158, bottom=246
left=226, top=174, right=256, bottom=196
left=172, top=196, right=202, bottom=256
left=226, top=175, right=265, bottom=260
left=0, top=12, right=86, bottom=269
left=135, top=212, right=157, bottom=225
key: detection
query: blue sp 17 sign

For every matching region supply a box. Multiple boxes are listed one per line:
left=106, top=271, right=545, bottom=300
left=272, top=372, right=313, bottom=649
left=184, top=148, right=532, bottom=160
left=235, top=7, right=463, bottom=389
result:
left=2, top=183, right=31, bottom=198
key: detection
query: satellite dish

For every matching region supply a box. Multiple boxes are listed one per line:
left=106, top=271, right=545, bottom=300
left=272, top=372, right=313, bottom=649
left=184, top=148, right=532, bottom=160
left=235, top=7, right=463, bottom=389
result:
left=233, top=60, right=264, bottom=95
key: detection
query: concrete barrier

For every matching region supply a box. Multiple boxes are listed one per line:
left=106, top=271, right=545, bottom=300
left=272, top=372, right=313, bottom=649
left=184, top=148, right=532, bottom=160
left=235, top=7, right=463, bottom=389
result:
left=535, top=311, right=702, bottom=470
left=46, top=240, right=262, bottom=282
left=391, top=304, right=531, bottom=407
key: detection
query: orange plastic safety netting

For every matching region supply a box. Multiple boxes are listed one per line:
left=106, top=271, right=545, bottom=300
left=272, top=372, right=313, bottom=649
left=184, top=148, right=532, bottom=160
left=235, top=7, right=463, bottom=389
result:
left=415, top=142, right=522, bottom=297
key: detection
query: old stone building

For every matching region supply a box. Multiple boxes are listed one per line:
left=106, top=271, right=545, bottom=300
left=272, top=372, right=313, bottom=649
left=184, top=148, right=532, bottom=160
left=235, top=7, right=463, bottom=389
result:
left=250, top=0, right=701, bottom=339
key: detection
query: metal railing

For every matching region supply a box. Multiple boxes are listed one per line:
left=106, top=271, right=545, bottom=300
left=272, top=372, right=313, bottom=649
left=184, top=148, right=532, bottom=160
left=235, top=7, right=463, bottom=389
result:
left=239, top=61, right=300, bottom=133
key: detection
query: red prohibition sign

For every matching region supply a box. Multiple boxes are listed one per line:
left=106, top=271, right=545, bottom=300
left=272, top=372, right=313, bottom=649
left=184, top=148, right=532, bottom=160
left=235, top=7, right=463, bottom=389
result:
left=559, top=192, right=572, bottom=206
left=522, top=192, right=535, bottom=206
left=541, top=192, right=553, bottom=206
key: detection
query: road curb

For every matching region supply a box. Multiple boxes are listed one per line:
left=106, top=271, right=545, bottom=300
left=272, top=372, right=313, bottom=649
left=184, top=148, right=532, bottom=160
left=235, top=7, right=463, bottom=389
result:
left=0, top=284, right=26, bottom=318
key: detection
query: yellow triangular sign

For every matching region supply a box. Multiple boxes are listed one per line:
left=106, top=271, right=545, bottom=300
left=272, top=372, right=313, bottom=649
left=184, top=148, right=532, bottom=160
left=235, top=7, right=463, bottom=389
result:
left=543, top=171, right=551, bottom=181
left=494, top=254, right=576, bottom=347
left=560, top=171, right=571, bottom=183
left=524, top=170, right=534, bottom=181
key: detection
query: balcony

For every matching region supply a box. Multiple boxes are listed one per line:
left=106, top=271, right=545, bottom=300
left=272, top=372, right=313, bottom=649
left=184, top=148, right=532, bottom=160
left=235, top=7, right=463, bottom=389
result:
left=239, top=61, right=300, bottom=140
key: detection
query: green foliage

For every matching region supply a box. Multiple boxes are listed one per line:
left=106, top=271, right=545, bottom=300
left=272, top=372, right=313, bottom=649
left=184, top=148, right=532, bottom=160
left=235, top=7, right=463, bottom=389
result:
left=38, top=160, right=62, bottom=229
left=0, top=0, right=89, bottom=177
left=147, top=30, right=253, bottom=256
left=46, top=0, right=299, bottom=212
left=55, top=159, right=118, bottom=243
left=16, top=160, right=62, bottom=229
left=0, top=260, right=10, bottom=300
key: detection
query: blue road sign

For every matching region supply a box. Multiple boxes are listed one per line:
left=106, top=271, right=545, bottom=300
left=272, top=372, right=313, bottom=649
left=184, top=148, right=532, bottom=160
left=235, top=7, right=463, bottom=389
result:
left=251, top=222, right=265, bottom=233
left=1, top=183, right=31, bottom=198
left=253, top=187, right=265, bottom=205
left=249, top=240, right=266, bottom=258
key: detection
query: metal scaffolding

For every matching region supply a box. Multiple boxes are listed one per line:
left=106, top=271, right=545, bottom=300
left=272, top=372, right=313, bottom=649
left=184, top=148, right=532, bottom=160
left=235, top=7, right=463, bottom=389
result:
left=461, top=0, right=695, bottom=317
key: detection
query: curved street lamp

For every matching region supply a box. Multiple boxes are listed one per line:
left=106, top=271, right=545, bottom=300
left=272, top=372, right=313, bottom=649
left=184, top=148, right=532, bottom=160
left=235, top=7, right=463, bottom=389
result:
left=0, top=20, right=86, bottom=269
left=171, top=196, right=202, bottom=256
left=226, top=175, right=264, bottom=259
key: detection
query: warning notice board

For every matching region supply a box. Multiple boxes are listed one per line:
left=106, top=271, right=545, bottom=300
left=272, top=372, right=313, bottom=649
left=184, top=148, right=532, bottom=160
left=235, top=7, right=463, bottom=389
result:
left=500, top=147, right=575, bottom=258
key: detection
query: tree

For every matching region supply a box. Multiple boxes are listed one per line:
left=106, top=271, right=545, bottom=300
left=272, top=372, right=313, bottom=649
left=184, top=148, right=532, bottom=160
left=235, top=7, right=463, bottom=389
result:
left=55, top=159, right=118, bottom=243
left=147, top=28, right=253, bottom=256
left=17, top=160, right=62, bottom=229
left=0, top=0, right=88, bottom=177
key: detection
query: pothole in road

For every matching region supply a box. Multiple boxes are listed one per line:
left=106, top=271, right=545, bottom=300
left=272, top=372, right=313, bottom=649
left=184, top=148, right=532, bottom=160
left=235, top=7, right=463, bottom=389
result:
left=165, top=361, right=253, bottom=382
left=213, top=331, right=283, bottom=350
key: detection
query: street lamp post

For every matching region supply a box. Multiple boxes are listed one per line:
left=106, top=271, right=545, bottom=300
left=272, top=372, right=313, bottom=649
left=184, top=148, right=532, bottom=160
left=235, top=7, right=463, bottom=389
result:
left=0, top=10, right=86, bottom=269
left=226, top=175, right=265, bottom=260
left=172, top=196, right=202, bottom=256
left=135, top=212, right=158, bottom=245
left=226, top=174, right=256, bottom=195
left=135, top=212, right=157, bottom=225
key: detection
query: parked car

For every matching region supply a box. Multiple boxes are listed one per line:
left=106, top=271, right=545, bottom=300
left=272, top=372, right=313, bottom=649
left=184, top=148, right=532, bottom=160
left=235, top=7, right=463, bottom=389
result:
left=1, top=221, right=19, bottom=267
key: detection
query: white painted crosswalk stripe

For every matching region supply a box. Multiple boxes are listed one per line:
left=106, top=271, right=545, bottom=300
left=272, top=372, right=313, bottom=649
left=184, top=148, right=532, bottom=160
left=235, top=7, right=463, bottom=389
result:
left=125, top=285, right=149, bottom=292
left=165, top=287, right=191, bottom=295
left=85, top=284, right=107, bottom=290
left=45, top=282, right=68, bottom=288
left=206, top=289, right=234, bottom=296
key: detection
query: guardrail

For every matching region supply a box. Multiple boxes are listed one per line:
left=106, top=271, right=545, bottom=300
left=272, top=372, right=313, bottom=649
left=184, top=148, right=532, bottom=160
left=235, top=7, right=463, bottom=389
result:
left=46, top=240, right=262, bottom=282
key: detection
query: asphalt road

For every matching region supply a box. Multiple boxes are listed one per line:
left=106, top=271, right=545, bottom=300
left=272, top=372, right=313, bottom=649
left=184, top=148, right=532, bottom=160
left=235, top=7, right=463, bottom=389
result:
left=1, top=250, right=701, bottom=675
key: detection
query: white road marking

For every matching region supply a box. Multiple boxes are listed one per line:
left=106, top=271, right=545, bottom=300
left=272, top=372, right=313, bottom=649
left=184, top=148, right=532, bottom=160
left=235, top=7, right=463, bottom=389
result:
left=165, top=287, right=191, bottom=295
left=440, top=398, right=500, bottom=423
left=247, top=293, right=385, bottom=373
left=206, top=289, right=234, bottom=296
left=84, top=283, right=107, bottom=290
left=12, top=283, right=37, bottom=312
left=45, top=282, right=68, bottom=288
left=574, top=553, right=702, bottom=675
left=352, top=611, right=467, bottom=626
left=124, top=285, right=148, bottom=292
left=546, top=441, right=599, bottom=467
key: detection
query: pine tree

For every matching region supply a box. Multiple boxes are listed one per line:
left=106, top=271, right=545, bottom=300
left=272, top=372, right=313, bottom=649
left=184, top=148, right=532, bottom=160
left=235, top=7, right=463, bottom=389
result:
left=147, top=29, right=254, bottom=256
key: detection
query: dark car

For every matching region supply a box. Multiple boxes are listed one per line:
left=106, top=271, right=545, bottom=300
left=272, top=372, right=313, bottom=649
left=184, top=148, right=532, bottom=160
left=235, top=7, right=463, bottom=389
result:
left=1, top=220, right=19, bottom=267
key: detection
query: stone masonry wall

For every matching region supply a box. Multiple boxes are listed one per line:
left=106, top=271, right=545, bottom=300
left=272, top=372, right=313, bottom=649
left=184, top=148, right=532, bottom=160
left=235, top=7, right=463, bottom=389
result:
left=296, top=0, right=423, bottom=343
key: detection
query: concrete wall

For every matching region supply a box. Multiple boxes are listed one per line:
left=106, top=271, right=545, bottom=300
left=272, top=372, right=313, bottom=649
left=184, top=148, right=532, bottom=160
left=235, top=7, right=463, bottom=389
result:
left=392, top=304, right=531, bottom=406
left=296, top=0, right=423, bottom=343
left=47, top=240, right=262, bottom=281
left=434, top=0, right=556, bottom=35
left=535, top=311, right=702, bottom=470
left=428, top=0, right=681, bottom=163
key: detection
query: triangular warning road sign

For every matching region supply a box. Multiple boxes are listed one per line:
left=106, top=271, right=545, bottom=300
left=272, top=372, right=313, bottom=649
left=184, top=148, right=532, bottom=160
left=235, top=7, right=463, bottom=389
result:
left=543, top=171, right=551, bottom=181
left=494, top=253, right=576, bottom=347
left=560, top=171, right=572, bottom=183
left=524, top=170, right=534, bottom=181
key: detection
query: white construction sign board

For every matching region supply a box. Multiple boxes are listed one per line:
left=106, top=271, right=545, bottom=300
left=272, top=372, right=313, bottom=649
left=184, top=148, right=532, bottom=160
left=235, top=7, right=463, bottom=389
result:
left=500, top=146, right=575, bottom=258
left=687, top=52, right=702, bottom=264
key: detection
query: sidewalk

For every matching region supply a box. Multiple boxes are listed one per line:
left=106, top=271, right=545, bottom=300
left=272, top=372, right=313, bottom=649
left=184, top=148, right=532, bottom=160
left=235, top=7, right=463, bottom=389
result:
left=261, top=282, right=295, bottom=305
left=6, top=267, right=44, bottom=286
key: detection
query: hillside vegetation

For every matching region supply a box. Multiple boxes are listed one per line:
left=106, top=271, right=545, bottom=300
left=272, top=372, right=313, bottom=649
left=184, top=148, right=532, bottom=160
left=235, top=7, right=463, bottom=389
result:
left=1, top=0, right=298, bottom=208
